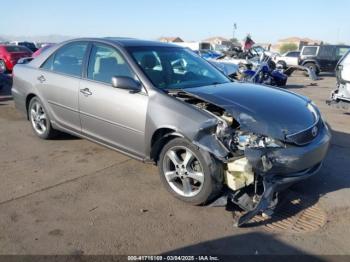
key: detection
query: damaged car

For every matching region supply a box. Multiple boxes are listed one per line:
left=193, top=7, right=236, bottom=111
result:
left=327, top=50, right=350, bottom=110
left=12, top=38, right=331, bottom=226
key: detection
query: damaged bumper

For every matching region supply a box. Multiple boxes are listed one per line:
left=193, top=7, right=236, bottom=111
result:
left=245, top=123, right=331, bottom=175
left=226, top=123, right=331, bottom=227
left=233, top=162, right=323, bottom=227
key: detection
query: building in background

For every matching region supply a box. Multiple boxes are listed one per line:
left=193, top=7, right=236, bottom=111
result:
left=202, top=36, right=231, bottom=47
left=158, top=37, right=184, bottom=43
left=272, top=37, right=322, bottom=52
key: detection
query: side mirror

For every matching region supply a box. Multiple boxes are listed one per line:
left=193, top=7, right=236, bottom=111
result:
left=111, top=76, right=141, bottom=93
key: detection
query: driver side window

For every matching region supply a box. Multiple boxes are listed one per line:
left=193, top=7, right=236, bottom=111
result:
left=87, top=44, right=135, bottom=84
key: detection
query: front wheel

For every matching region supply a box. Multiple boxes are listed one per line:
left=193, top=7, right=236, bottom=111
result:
left=158, top=138, right=223, bottom=205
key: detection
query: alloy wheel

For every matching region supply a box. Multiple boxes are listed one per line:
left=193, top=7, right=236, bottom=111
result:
left=30, top=100, right=48, bottom=135
left=162, top=146, right=204, bottom=197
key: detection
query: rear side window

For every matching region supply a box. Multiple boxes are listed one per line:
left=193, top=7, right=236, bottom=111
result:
left=41, top=55, right=55, bottom=70
left=41, top=42, right=88, bottom=77
left=289, top=52, right=300, bottom=57
left=318, top=46, right=335, bottom=59
left=302, top=46, right=318, bottom=56
left=87, top=44, right=134, bottom=84
left=5, top=46, right=31, bottom=53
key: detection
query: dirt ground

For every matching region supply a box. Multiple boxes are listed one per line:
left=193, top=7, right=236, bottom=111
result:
left=0, top=73, right=349, bottom=256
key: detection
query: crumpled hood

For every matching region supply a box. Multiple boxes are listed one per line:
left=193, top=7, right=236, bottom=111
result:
left=184, top=82, right=317, bottom=140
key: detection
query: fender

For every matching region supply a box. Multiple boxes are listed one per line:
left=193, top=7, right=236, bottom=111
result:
left=301, top=59, right=320, bottom=70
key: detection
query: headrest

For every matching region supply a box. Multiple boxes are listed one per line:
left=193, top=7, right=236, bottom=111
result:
left=57, top=55, right=78, bottom=65
left=140, top=54, right=157, bottom=69
left=99, top=57, right=119, bottom=72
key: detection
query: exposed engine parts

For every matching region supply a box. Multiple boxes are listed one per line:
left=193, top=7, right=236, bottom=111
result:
left=169, top=90, right=283, bottom=226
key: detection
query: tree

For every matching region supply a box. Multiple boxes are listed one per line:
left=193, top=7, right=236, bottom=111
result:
left=279, top=43, right=298, bottom=54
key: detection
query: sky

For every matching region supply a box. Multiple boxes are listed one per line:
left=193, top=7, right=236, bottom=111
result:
left=2, top=0, right=350, bottom=44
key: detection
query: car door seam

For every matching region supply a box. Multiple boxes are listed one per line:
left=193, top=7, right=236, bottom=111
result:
left=79, top=110, right=144, bottom=134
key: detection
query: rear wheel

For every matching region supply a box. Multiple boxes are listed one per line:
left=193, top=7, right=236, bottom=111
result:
left=158, top=138, right=223, bottom=205
left=28, top=97, right=56, bottom=139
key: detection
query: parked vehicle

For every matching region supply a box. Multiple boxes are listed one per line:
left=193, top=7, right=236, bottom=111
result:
left=274, top=51, right=300, bottom=69
left=12, top=38, right=330, bottom=226
left=215, top=52, right=288, bottom=86
left=0, top=45, right=33, bottom=72
left=11, top=41, right=38, bottom=52
left=32, top=44, right=55, bottom=58
left=0, top=73, right=5, bottom=89
left=299, top=45, right=350, bottom=74
left=327, top=50, right=350, bottom=110
left=240, top=60, right=288, bottom=86
left=195, top=49, right=222, bottom=60
left=0, top=72, right=12, bottom=90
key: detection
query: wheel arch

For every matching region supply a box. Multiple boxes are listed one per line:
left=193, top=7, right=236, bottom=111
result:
left=302, top=60, right=320, bottom=69
left=150, top=127, right=184, bottom=163
left=25, top=93, right=37, bottom=120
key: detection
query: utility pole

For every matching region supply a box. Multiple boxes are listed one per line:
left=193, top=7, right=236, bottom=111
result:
left=233, top=23, right=237, bottom=40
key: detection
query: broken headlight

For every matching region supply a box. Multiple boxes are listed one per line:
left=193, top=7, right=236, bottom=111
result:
left=236, top=132, right=285, bottom=150
left=216, top=120, right=230, bottom=138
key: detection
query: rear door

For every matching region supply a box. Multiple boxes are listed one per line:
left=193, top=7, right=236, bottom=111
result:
left=79, top=43, right=148, bottom=158
left=283, top=51, right=299, bottom=66
left=317, top=46, right=336, bottom=71
left=287, top=51, right=300, bottom=66
left=37, top=42, right=88, bottom=132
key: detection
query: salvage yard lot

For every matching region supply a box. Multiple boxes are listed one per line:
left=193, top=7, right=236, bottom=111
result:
left=0, top=74, right=350, bottom=255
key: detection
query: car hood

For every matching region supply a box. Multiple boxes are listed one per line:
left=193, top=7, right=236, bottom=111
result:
left=184, top=82, right=317, bottom=140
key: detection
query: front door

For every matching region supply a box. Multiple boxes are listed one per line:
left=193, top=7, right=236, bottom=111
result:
left=79, top=43, right=148, bottom=158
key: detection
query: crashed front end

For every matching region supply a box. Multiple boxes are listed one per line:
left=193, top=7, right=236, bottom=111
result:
left=216, top=115, right=330, bottom=226
left=171, top=85, right=331, bottom=226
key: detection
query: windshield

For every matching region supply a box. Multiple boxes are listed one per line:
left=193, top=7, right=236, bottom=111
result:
left=126, top=46, right=230, bottom=89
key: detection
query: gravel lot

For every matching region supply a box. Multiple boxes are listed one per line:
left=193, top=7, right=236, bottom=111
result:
left=0, top=73, right=349, bottom=256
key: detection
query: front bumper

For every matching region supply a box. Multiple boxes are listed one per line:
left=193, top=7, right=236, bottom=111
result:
left=244, top=123, right=331, bottom=175
left=231, top=125, right=330, bottom=227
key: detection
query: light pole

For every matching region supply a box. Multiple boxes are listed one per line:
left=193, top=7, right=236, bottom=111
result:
left=233, top=23, right=237, bottom=40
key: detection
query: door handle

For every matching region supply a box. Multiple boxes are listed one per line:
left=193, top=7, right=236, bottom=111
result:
left=80, top=88, right=92, bottom=96
left=37, top=75, right=46, bottom=83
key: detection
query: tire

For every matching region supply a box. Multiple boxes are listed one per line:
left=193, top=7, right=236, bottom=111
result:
left=277, top=61, right=287, bottom=69
left=28, top=97, right=56, bottom=139
left=158, top=137, right=223, bottom=205
left=304, top=62, right=319, bottom=76
left=0, top=60, right=6, bottom=73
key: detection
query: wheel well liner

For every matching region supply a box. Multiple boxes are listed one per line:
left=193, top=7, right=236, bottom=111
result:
left=25, top=94, right=36, bottom=119
left=150, top=128, right=183, bottom=162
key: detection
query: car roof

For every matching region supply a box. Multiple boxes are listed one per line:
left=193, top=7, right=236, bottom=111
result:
left=64, top=37, right=183, bottom=48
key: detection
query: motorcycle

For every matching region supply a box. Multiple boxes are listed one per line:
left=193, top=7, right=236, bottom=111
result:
left=237, top=53, right=288, bottom=86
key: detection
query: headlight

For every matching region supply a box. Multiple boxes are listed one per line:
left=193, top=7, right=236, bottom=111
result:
left=236, top=132, right=284, bottom=150
left=216, top=120, right=229, bottom=138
